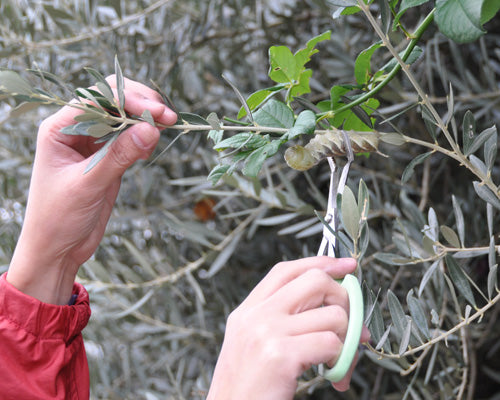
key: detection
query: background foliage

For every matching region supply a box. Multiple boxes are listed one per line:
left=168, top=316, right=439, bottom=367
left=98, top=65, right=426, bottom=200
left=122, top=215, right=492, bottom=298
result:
left=1, top=1, right=500, bottom=399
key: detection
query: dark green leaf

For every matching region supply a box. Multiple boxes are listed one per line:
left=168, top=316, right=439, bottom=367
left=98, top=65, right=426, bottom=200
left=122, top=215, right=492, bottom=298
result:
left=394, top=0, right=431, bottom=28
left=284, top=110, right=316, bottom=140
left=401, top=151, right=433, bottom=184
left=179, top=112, right=209, bottom=126
left=354, top=41, right=384, bottom=85
left=445, top=255, right=477, bottom=307
left=462, top=110, right=476, bottom=154
left=473, top=181, right=500, bottom=210
left=377, top=0, right=391, bottom=35
left=253, top=100, right=294, bottom=129
left=435, top=0, right=485, bottom=43
left=487, top=264, right=498, bottom=300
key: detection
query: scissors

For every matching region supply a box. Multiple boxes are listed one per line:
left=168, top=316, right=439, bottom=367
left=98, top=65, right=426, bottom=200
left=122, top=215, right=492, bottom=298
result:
left=318, top=131, right=364, bottom=383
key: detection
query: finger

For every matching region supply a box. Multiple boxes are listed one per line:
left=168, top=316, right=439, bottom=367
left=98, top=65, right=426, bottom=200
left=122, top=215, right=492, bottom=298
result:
left=285, top=332, right=344, bottom=378
left=82, top=121, right=160, bottom=188
left=331, top=352, right=359, bottom=392
left=105, top=75, right=177, bottom=125
left=268, top=268, right=349, bottom=314
left=243, top=257, right=356, bottom=308
left=287, top=305, right=348, bottom=340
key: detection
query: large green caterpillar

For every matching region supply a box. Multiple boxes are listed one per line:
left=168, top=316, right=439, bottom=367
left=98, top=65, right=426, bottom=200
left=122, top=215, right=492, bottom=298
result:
left=284, top=129, right=380, bottom=171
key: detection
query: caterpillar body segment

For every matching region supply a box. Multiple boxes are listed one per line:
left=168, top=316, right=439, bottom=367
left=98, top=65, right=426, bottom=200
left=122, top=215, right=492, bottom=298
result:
left=284, top=129, right=380, bottom=171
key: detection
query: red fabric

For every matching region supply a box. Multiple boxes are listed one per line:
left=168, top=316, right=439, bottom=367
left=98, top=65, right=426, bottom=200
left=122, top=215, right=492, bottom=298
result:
left=0, top=273, right=91, bottom=399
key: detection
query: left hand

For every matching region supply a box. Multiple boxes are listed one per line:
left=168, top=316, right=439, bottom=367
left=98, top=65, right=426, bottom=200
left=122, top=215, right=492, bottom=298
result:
left=7, top=76, right=177, bottom=304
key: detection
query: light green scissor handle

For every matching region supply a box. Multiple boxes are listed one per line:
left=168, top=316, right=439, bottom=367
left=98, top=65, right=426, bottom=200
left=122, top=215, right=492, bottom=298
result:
left=322, top=274, right=364, bottom=383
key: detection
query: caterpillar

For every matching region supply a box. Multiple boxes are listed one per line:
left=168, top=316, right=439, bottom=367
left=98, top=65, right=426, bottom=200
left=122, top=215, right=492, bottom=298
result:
left=284, top=129, right=380, bottom=171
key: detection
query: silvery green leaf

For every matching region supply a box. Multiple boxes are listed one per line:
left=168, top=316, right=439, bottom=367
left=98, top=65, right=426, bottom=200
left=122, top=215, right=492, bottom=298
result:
left=208, top=129, right=223, bottom=145
left=358, top=221, right=370, bottom=259
left=487, top=203, right=493, bottom=237
left=115, top=56, right=125, bottom=109
left=76, top=88, right=105, bottom=111
left=341, top=185, right=360, bottom=241
left=466, top=125, right=496, bottom=156
left=141, top=109, right=155, bottom=126
left=462, top=110, right=476, bottom=154
left=452, top=195, right=465, bottom=247
left=440, top=225, right=461, bottom=248
left=358, top=179, right=370, bottom=218
left=96, top=81, right=116, bottom=105
left=256, top=212, right=301, bottom=226
left=419, top=259, right=440, bottom=297
left=401, top=151, right=433, bottom=184
left=473, top=181, right=500, bottom=211
left=375, top=324, right=392, bottom=351
left=388, top=290, right=406, bottom=337
left=364, top=352, right=403, bottom=373
left=427, top=208, right=439, bottom=242
left=431, top=309, right=440, bottom=325
left=87, top=123, right=115, bottom=138
left=0, top=70, right=33, bottom=95
left=61, top=121, right=99, bottom=136
left=374, top=252, right=414, bottom=265
left=206, top=112, right=221, bottom=130
left=488, top=264, right=498, bottom=300
left=399, top=318, right=412, bottom=356
left=469, top=154, right=487, bottom=176
left=489, top=235, right=496, bottom=269
left=369, top=299, right=391, bottom=353
left=9, top=101, right=40, bottom=118
left=85, top=132, right=119, bottom=173
left=223, top=73, right=254, bottom=124
left=445, top=255, right=476, bottom=307
left=199, top=231, right=243, bottom=278
left=407, top=289, right=430, bottom=340
left=453, top=248, right=489, bottom=258
left=424, top=344, right=439, bottom=385
left=484, top=129, right=497, bottom=172
left=379, top=132, right=406, bottom=146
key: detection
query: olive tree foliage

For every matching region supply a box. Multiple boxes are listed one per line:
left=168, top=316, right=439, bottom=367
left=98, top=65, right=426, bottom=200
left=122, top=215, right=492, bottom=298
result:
left=1, top=0, right=500, bottom=399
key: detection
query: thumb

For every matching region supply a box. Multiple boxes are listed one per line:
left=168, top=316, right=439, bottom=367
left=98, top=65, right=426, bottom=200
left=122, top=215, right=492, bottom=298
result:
left=85, top=122, right=160, bottom=187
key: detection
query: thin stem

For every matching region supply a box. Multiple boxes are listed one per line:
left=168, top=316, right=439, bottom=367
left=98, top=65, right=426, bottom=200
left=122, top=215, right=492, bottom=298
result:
left=317, top=10, right=435, bottom=119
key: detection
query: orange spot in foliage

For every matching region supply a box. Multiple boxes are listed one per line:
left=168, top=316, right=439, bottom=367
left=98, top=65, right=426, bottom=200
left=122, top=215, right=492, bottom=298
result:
left=194, top=197, right=216, bottom=221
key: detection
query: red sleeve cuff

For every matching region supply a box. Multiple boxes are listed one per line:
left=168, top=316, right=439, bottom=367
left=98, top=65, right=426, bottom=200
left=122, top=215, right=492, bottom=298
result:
left=0, top=273, right=91, bottom=342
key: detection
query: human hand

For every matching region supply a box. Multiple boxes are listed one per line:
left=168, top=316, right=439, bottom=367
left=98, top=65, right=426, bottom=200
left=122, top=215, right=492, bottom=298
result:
left=207, top=256, right=370, bottom=400
left=7, top=76, right=177, bottom=305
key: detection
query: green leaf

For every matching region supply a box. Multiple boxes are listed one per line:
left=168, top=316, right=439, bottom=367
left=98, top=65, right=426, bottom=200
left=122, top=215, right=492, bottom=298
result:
left=237, top=88, right=281, bottom=119
left=435, top=0, right=486, bottom=43
left=380, top=132, right=407, bottom=146
left=418, top=260, right=440, bottom=297
left=208, top=129, right=223, bottom=145
left=401, top=151, right=433, bottom=184
left=253, top=100, right=294, bottom=129
left=329, top=0, right=358, bottom=6
left=208, top=164, right=230, bottom=185
left=466, top=125, right=497, bottom=156
left=481, top=0, right=500, bottom=24
left=115, top=56, right=125, bottom=109
left=407, top=290, right=431, bottom=340
left=462, top=110, right=476, bottom=154
left=341, top=186, right=360, bottom=241
left=358, top=179, right=370, bottom=218
left=445, top=255, right=477, bottom=307
left=61, top=121, right=99, bottom=136
left=268, top=46, right=298, bottom=84
left=214, top=132, right=267, bottom=151
left=377, top=0, right=392, bottom=35
left=354, top=41, right=384, bottom=85
left=452, top=195, right=465, bottom=247
left=440, top=225, right=461, bottom=248
left=488, top=264, right=498, bottom=300
left=87, top=123, right=116, bottom=138
left=293, top=31, right=331, bottom=70
left=206, top=112, right=221, bottom=130
left=473, top=181, right=500, bottom=210
left=0, top=70, right=33, bottom=95
left=284, top=110, right=316, bottom=140
left=242, top=140, right=282, bottom=177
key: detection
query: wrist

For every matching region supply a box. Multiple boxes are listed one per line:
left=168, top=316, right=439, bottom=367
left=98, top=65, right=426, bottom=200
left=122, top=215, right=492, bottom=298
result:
left=7, top=232, right=80, bottom=305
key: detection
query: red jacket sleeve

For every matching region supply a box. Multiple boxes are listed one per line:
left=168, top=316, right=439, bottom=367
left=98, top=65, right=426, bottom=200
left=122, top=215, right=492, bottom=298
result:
left=0, top=273, right=91, bottom=400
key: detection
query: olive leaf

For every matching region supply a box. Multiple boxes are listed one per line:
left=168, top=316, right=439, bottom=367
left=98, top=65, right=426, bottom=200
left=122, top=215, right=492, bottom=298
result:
left=445, top=255, right=477, bottom=307
left=341, top=185, right=360, bottom=241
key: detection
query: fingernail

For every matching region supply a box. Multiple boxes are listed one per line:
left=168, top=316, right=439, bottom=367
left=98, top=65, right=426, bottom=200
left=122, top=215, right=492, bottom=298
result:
left=131, top=126, right=156, bottom=149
